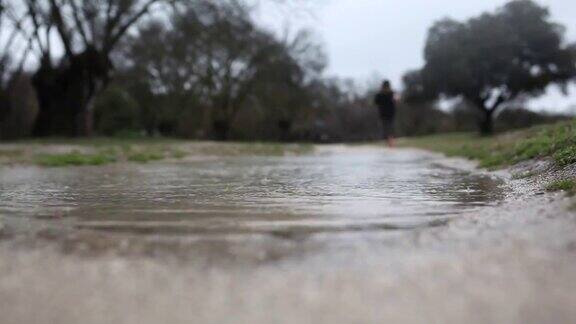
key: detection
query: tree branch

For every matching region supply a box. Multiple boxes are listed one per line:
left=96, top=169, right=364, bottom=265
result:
left=489, top=88, right=513, bottom=113
left=105, top=0, right=161, bottom=54
left=3, top=5, right=34, bottom=49
left=102, top=0, right=116, bottom=49
left=67, top=0, right=91, bottom=46
left=14, top=35, right=35, bottom=77
left=48, top=0, right=75, bottom=58
left=81, top=0, right=98, bottom=45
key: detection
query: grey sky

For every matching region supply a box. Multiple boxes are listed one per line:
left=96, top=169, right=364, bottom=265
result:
left=257, top=0, right=576, bottom=111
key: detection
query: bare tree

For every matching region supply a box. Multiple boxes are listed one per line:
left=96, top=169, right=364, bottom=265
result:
left=7, top=0, right=168, bottom=136
left=0, top=0, right=36, bottom=137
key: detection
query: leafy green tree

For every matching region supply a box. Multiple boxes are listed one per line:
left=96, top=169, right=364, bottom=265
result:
left=94, top=86, right=140, bottom=136
left=406, top=0, right=576, bottom=135
left=125, top=0, right=326, bottom=140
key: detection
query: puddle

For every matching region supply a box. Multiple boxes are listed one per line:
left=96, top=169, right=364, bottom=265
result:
left=0, top=146, right=505, bottom=238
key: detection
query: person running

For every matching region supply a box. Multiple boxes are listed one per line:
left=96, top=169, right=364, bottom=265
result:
left=374, top=80, right=398, bottom=147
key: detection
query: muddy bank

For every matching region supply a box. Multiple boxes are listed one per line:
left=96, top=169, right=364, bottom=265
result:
left=0, top=144, right=575, bottom=324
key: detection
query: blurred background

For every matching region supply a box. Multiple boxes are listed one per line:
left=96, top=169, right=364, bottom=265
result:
left=0, top=0, right=574, bottom=142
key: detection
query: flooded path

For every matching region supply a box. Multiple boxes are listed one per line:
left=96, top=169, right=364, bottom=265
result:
left=3, top=144, right=576, bottom=324
left=0, top=146, right=504, bottom=238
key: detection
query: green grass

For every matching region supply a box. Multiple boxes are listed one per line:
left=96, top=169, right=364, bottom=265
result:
left=35, top=147, right=175, bottom=166
left=2, top=138, right=316, bottom=167
left=546, top=179, right=576, bottom=193
left=170, top=149, right=188, bottom=159
left=127, top=151, right=165, bottom=163
left=12, top=136, right=184, bottom=147
left=35, top=152, right=117, bottom=167
left=220, top=142, right=315, bottom=156
left=511, top=171, right=538, bottom=180
left=400, top=120, right=576, bottom=170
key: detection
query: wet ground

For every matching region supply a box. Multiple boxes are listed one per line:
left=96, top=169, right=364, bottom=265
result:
left=0, top=146, right=504, bottom=237
left=0, top=144, right=575, bottom=324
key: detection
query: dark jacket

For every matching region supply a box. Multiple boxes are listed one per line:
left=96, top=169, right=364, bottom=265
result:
left=374, top=91, right=396, bottom=119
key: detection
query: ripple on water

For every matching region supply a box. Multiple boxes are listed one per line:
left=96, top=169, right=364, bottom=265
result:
left=0, top=148, right=505, bottom=237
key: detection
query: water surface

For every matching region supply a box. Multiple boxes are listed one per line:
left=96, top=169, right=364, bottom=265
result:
left=0, top=146, right=505, bottom=237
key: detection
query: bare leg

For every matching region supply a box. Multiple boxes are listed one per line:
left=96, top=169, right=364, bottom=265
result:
left=381, top=118, right=395, bottom=147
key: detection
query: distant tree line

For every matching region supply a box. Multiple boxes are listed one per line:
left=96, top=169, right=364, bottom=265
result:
left=115, top=1, right=327, bottom=140
left=0, top=0, right=574, bottom=141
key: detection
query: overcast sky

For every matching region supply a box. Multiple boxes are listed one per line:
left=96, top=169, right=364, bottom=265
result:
left=257, top=0, right=576, bottom=112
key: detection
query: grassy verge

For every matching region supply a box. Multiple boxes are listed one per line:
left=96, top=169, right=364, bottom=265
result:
left=399, top=120, right=576, bottom=170
left=35, top=152, right=117, bottom=167
left=127, top=151, right=165, bottom=163
left=1, top=138, right=313, bottom=167
left=34, top=146, right=183, bottom=167
left=546, top=179, right=576, bottom=193
left=13, top=137, right=184, bottom=147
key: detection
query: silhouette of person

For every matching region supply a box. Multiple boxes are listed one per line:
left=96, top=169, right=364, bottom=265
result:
left=374, top=80, right=397, bottom=147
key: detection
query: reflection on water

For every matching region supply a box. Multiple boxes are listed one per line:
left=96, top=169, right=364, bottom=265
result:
left=0, top=147, right=505, bottom=236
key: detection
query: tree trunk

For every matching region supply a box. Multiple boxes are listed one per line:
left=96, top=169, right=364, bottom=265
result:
left=212, top=120, right=231, bottom=141
left=479, top=109, right=495, bottom=136
left=278, top=119, right=292, bottom=142
left=32, top=48, right=111, bottom=137
left=211, top=104, right=240, bottom=141
left=0, top=91, right=11, bottom=140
